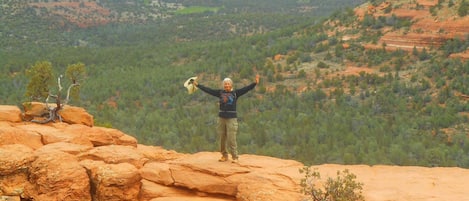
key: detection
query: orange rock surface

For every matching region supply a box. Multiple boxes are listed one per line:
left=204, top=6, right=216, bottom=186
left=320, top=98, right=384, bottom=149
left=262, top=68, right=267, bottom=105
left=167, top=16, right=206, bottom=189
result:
left=1, top=105, right=469, bottom=201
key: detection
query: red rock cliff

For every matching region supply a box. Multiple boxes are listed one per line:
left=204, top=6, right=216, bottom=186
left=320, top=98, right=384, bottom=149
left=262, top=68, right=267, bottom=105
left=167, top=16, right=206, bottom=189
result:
left=1, top=105, right=469, bottom=201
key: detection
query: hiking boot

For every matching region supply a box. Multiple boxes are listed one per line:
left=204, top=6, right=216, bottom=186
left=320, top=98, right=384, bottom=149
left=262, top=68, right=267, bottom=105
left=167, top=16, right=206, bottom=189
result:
left=218, top=156, right=228, bottom=162
left=231, top=158, right=239, bottom=163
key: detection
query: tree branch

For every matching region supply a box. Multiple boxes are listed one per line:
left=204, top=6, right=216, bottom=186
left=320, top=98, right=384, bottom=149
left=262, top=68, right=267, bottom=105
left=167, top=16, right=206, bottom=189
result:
left=31, top=77, right=79, bottom=124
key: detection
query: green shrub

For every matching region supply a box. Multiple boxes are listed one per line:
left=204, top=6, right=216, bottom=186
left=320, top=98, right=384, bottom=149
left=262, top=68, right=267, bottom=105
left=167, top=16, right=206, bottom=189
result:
left=300, top=167, right=365, bottom=201
left=317, top=61, right=329, bottom=69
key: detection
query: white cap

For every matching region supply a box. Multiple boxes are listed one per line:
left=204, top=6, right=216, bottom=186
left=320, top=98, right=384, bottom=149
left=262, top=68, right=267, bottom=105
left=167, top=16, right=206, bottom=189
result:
left=184, top=76, right=198, bottom=94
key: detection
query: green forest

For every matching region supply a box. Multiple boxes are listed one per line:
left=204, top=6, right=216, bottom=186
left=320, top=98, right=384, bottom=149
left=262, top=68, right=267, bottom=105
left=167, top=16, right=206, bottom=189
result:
left=1, top=0, right=469, bottom=167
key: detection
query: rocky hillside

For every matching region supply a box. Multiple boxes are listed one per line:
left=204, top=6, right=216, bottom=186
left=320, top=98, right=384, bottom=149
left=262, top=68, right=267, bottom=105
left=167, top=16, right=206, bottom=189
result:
left=1, top=105, right=469, bottom=201
left=353, top=0, right=469, bottom=59
left=1, top=0, right=179, bottom=28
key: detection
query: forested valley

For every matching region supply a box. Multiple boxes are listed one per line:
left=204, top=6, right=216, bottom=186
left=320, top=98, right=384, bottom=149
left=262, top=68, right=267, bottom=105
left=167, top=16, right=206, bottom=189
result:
left=1, top=0, right=469, bottom=167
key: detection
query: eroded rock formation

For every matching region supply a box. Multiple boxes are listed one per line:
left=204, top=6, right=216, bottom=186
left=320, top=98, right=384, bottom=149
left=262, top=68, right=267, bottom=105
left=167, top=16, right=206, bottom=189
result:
left=0, top=105, right=305, bottom=201
left=354, top=1, right=469, bottom=59
left=1, top=105, right=469, bottom=201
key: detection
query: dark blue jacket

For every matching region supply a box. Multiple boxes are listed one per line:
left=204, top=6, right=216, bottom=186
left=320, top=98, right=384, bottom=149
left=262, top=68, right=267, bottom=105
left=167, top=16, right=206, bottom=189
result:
left=197, top=82, right=257, bottom=118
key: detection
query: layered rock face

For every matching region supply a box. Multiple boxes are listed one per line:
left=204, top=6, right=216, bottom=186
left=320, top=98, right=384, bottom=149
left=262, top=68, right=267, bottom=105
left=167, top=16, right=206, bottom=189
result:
left=354, top=0, right=469, bottom=59
left=0, top=105, right=305, bottom=201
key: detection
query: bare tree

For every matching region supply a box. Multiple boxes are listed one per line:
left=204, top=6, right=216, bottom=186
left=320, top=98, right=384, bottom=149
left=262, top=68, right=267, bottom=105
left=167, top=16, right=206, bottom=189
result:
left=25, top=61, right=86, bottom=123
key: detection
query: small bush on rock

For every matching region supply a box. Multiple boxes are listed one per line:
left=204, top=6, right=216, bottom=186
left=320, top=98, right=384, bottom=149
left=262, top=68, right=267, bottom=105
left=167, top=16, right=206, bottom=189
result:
left=300, top=167, right=365, bottom=201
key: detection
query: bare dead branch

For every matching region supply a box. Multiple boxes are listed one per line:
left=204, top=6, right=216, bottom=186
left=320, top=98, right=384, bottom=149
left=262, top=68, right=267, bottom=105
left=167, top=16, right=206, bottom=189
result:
left=31, top=76, right=79, bottom=124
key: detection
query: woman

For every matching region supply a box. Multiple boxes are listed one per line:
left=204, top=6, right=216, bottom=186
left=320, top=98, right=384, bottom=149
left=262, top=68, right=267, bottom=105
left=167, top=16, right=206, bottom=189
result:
left=192, top=75, right=259, bottom=163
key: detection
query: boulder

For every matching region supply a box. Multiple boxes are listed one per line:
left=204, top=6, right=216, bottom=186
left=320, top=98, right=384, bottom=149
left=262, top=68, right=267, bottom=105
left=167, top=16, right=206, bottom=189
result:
left=137, top=144, right=185, bottom=161
left=78, top=145, right=148, bottom=168
left=64, top=124, right=137, bottom=147
left=26, top=150, right=91, bottom=201
left=140, top=162, right=174, bottom=185
left=139, top=179, right=194, bottom=201
left=0, top=196, right=21, bottom=201
left=0, top=144, right=35, bottom=198
left=35, top=142, right=93, bottom=155
left=0, top=144, right=35, bottom=175
left=167, top=152, right=304, bottom=199
left=16, top=123, right=93, bottom=146
left=0, top=123, right=43, bottom=149
left=21, top=102, right=48, bottom=121
left=0, top=172, right=30, bottom=198
left=58, top=105, right=94, bottom=126
left=0, top=106, right=22, bottom=122
left=81, top=160, right=141, bottom=201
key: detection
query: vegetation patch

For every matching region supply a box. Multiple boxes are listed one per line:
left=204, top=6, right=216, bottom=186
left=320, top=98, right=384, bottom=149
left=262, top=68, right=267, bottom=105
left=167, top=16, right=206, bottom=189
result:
left=300, top=167, right=365, bottom=201
left=2, top=0, right=469, bottom=168
left=174, top=6, right=220, bottom=15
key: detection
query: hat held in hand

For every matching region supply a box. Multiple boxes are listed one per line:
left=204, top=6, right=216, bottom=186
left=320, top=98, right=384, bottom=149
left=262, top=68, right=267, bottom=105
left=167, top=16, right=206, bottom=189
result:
left=184, top=76, right=198, bottom=94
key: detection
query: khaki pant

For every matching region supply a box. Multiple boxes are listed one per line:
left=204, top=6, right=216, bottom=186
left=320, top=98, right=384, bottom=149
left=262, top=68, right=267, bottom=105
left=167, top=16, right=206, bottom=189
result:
left=217, top=118, right=238, bottom=159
